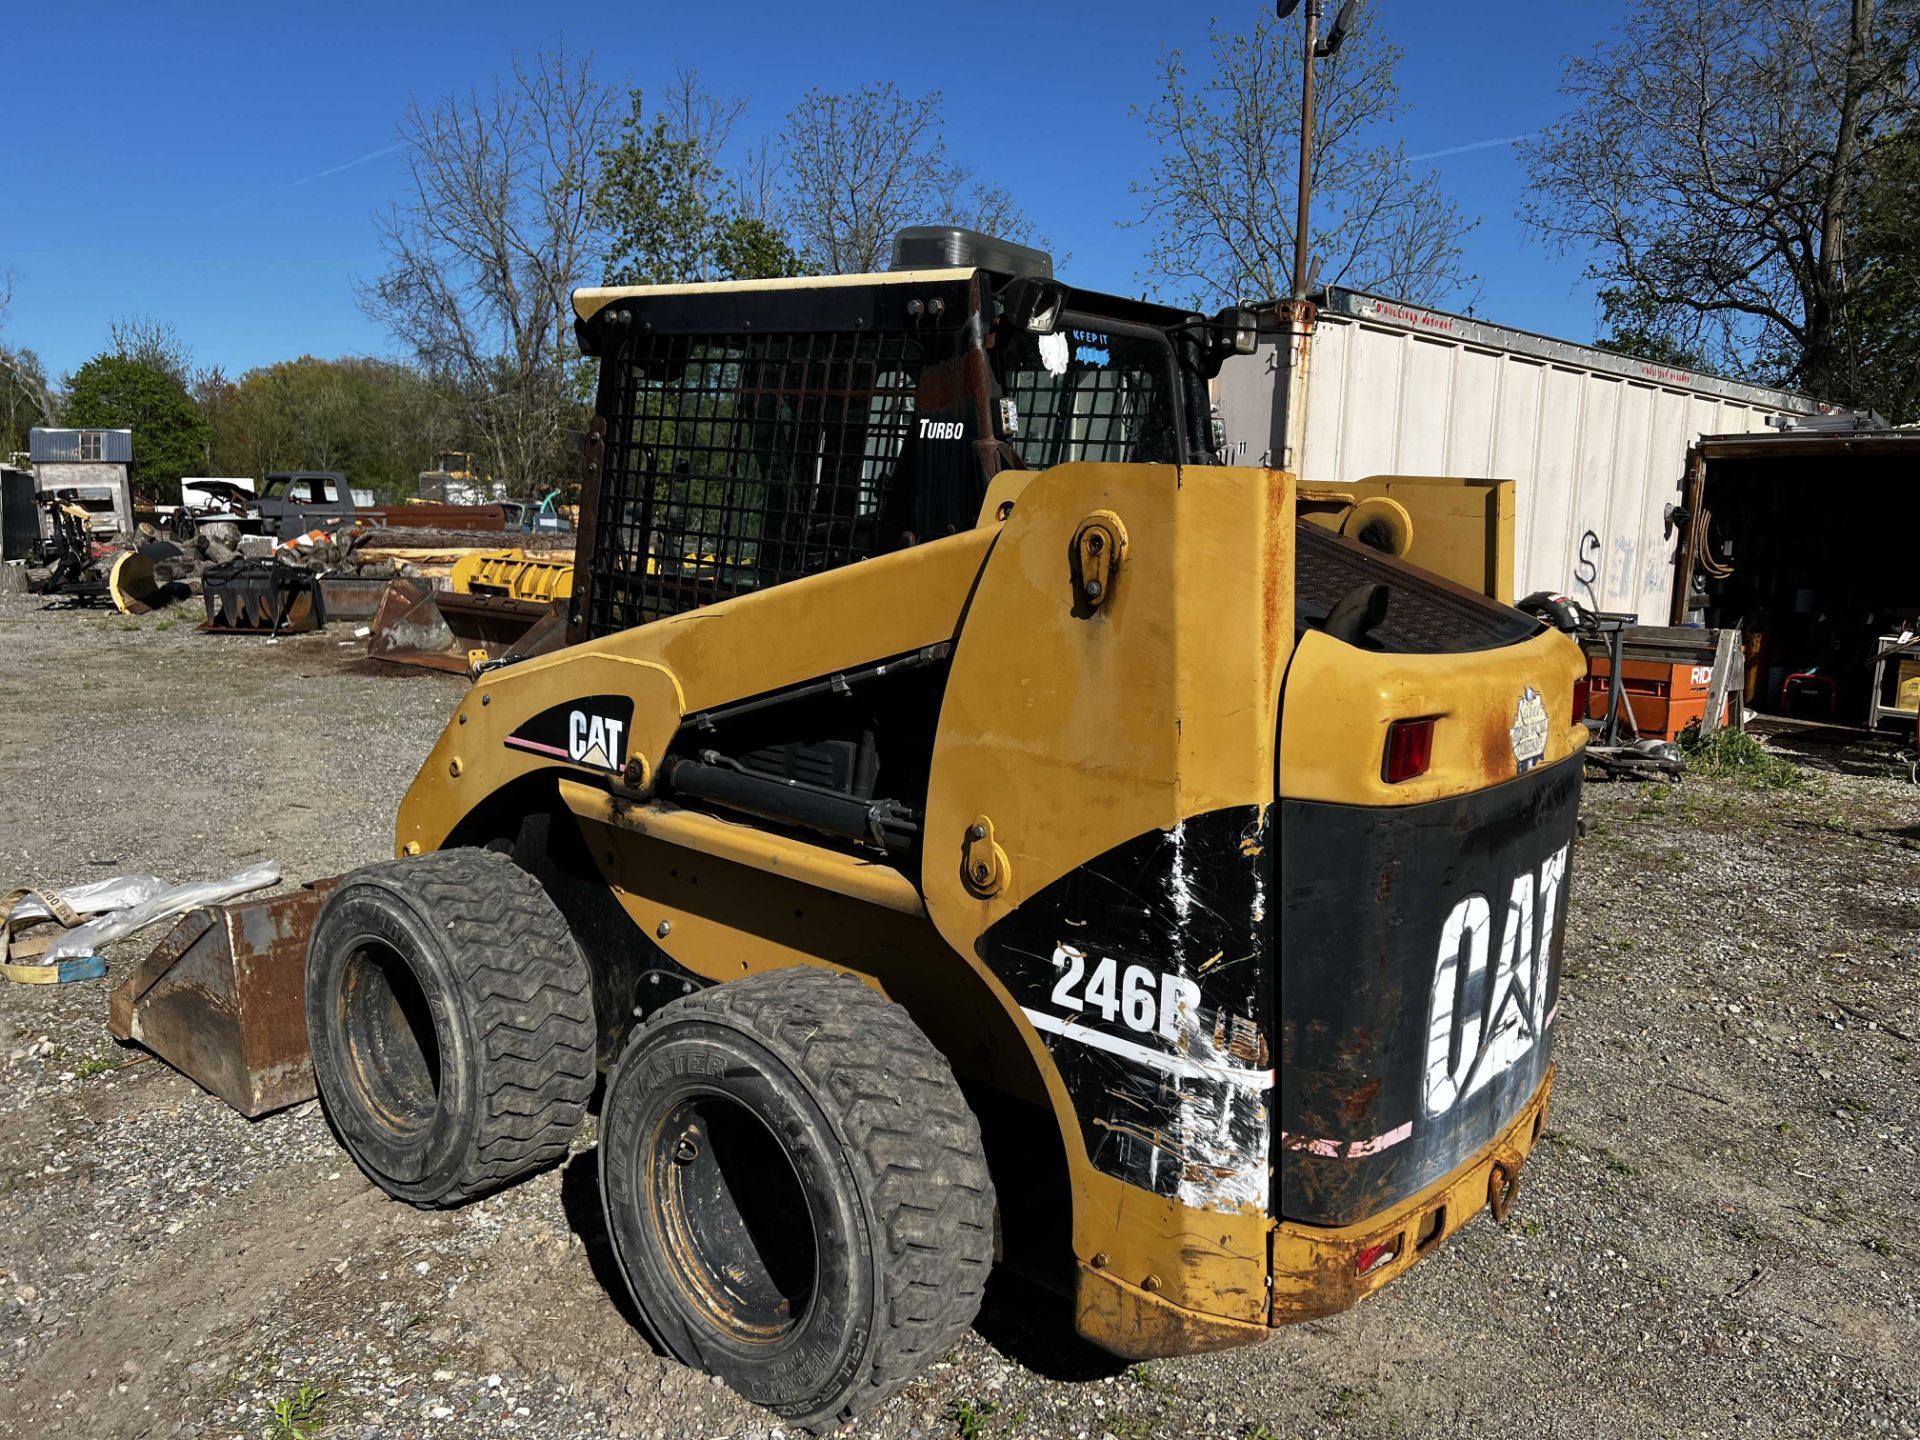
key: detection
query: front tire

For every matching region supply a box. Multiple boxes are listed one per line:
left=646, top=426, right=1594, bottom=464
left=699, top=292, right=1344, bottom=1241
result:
left=305, top=848, right=596, bottom=1207
left=599, top=966, right=995, bottom=1430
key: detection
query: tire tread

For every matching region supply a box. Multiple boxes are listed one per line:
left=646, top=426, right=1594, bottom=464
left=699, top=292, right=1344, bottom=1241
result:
left=645, top=967, right=995, bottom=1423
left=330, top=847, right=595, bottom=1206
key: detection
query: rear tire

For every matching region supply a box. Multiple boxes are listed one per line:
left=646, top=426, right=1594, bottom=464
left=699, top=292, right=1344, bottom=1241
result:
left=599, top=966, right=995, bottom=1430
left=305, top=848, right=596, bottom=1207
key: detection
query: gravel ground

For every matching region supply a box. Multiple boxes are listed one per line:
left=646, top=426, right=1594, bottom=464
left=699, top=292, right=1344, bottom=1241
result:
left=0, top=590, right=1916, bottom=1440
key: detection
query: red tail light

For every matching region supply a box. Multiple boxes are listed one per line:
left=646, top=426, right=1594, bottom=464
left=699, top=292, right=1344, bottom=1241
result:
left=1382, top=718, right=1436, bottom=784
left=1355, top=1238, right=1399, bottom=1275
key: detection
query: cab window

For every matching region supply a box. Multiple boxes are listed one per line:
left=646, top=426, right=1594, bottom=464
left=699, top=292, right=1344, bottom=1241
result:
left=999, top=320, right=1180, bottom=468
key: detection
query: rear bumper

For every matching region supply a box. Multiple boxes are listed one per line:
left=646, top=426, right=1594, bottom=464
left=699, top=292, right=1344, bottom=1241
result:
left=1072, top=1067, right=1554, bottom=1356
left=1269, top=1065, right=1554, bottom=1323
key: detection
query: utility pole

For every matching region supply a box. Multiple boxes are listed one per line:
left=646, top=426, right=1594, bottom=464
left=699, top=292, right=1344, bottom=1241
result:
left=1279, top=0, right=1355, bottom=300
left=1292, top=0, right=1321, bottom=300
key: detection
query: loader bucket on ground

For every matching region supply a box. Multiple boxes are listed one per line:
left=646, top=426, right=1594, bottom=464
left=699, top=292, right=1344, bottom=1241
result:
left=365, top=576, right=560, bottom=673
left=107, top=883, right=335, bottom=1118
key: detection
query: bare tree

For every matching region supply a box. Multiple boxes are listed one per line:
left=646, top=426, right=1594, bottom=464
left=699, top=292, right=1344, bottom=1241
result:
left=1522, top=0, right=1918, bottom=395
left=361, top=48, right=621, bottom=493
left=1130, top=9, right=1475, bottom=308
left=108, top=316, right=194, bottom=385
left=0, top=270, right=59, bottom=440
left=780, top=83, right=1037, bottom=274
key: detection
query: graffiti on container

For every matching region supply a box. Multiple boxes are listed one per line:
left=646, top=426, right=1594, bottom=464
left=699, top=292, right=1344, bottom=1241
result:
left=1573, top=529, right=1601, bottom=609
left=1607, top=534, right=1637, bottom=609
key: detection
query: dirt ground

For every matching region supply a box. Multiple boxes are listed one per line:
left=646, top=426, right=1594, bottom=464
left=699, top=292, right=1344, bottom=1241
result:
left=1, top=591, right=1916, bottom=1440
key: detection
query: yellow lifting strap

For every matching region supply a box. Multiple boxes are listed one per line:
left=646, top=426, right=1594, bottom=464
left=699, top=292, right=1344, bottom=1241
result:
left=0, top=884, right=105, bottom=984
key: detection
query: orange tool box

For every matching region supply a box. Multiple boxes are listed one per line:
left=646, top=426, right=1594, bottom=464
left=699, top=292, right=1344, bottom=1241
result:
left=1580, top=627, right=1731, bottom=741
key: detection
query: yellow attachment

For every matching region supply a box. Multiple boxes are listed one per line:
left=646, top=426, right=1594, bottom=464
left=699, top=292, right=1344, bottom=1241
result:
left=1298, top=476, right=1516, bottom=603
left=107, top=550, right=163, bottom=615
left=449, top=549, right=575, bottom=604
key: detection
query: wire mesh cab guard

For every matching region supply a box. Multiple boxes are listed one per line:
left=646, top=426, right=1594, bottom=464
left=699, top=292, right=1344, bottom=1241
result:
left=571, top=268, right=1207, bottom=642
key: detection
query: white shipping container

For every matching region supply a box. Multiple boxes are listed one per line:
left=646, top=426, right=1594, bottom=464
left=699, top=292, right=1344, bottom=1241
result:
left=1215, top=289, right=1830, bottom=623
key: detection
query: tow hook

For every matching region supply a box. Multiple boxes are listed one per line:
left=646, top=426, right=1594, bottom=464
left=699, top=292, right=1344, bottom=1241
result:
left=1487, top=1152, right=1523, bottom=1223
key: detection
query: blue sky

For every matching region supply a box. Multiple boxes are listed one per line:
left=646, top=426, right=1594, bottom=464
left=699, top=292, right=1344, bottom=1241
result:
left=0, top=1, right=1620, bottom=381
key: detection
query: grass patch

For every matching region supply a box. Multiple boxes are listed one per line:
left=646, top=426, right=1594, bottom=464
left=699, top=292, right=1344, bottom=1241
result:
left=70, top=1056, right=116, bottom=1080
left=268, top=1384, right=326, bottom=1439
left=948, top=1398, right=1001, bottom=1439
left=1677, top=724, right=1805, bottom=788
left=1322, top=1385, right=1369, bottom=1421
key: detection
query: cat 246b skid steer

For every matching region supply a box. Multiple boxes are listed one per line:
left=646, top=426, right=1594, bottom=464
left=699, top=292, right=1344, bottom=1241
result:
left=303, top=228, right=1586, bottom=1429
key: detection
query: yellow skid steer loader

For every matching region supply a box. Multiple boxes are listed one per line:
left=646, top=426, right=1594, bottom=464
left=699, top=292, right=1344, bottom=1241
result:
left=302, top=229, right=1586, bottom=1429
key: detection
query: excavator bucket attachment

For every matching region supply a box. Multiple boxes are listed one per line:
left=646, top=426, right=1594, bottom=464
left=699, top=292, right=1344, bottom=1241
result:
left=365, top=576, right=565, bottom=674
left=107, top=884, right=334, bottom=1118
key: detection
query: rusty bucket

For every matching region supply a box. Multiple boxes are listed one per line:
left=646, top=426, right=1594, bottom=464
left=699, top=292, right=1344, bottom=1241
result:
left=365, top=576, right=563, bottom=674
left=107, top=882, right=336, bottom=1118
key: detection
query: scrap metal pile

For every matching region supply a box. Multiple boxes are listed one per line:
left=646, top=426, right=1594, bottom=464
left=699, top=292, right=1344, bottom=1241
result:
left=20, top=491, right=571, bottom=670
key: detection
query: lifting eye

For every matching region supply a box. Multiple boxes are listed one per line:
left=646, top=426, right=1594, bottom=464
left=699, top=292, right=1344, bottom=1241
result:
left=1382, top=717, right=1436, bottom=784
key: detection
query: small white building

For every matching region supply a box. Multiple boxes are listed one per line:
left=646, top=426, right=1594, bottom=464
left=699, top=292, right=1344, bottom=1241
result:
left=31, top=427, right=135, bottom=536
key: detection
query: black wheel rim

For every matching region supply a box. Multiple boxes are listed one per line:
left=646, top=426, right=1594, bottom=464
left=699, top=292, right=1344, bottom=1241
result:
left=649, top=1092, right=819, bottom=1344
left=336, top=935, right=443, bottom=1139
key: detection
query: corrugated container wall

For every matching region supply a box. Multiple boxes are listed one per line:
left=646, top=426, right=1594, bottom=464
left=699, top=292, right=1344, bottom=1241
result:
left=1214, top=291, right=1824, bottom=624
left=29, top=428, right=135, bottom=464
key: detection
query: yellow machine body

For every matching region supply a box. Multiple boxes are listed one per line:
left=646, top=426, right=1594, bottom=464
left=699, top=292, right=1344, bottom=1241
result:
left=395, top=460, right=1585, bottom=1355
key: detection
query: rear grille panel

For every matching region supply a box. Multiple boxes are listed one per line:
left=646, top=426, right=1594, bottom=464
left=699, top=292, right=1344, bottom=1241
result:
left=1295, top=523, right=1539, bottom=653
left=586, top=329, right=925, bottom=637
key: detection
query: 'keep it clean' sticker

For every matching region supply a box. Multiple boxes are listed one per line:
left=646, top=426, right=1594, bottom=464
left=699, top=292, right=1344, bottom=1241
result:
left=1509, top=686, right=1549, bottom=774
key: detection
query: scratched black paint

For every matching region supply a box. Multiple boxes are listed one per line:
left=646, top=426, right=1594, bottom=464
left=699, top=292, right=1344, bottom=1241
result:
left=1276, top=754, right=1581, bottom=1226
left=980, top=806, right=1275, bottom=1209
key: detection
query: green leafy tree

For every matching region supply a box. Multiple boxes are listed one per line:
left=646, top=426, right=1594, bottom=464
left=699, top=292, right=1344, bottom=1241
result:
left=598, top=73, right=797, bottom=285
left=1594, top=287, right=1707, bottom=370
left=62, top=353, right=209, bottom=497
left=716, top=214, right=798, bottom=281
left=1843, top=125, right=1920, bottom=419
left=1523, top=0, right=1918, bottom=395
left=205, top=356, right=459, bottom=500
